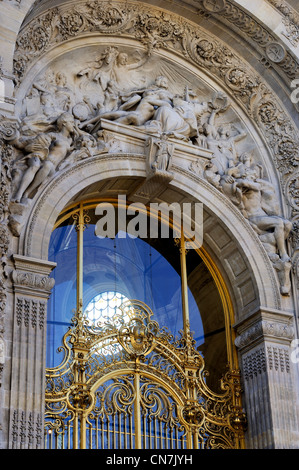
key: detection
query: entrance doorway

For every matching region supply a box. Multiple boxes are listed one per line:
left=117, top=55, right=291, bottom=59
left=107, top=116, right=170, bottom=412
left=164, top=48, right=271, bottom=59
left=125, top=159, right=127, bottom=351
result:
left=44, top=199, right=246, bottom=449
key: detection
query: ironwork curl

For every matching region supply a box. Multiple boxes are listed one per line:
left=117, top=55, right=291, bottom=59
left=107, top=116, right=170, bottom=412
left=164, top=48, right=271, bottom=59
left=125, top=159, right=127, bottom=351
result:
left=45, top=300, right=246, bottom=449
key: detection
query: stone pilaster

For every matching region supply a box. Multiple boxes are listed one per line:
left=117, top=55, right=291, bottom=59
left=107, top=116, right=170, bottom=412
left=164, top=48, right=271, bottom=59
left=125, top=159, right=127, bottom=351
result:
left=234, top=308, right=299, bottom=449
left=8, top=254, right=56, bottom=449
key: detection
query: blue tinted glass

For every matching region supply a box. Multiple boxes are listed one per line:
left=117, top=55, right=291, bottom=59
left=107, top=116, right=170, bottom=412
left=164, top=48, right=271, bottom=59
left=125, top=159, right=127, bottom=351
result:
left=47, top=221, right=77, bottom=367
left=47, top=220, right=204, bottom=367
left=82, top=226, right=187, bottom=339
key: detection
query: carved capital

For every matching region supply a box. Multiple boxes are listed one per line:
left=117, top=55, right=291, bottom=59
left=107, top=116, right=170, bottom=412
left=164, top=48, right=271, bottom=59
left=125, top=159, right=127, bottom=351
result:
left=12, top=270, right=55, bottom=293
left=234, top=309, right=295, bottom=351
left=12, top=254, right=56, bottom=298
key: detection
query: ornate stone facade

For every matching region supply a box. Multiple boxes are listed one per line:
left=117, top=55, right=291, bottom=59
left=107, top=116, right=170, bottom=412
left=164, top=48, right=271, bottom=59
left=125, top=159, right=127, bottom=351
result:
left=0, top=0, right=299, bottom=449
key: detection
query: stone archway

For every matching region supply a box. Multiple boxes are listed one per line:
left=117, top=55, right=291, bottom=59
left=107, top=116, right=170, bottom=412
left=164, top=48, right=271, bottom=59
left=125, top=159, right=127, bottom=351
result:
left=1, top=0, right=299, bottom=450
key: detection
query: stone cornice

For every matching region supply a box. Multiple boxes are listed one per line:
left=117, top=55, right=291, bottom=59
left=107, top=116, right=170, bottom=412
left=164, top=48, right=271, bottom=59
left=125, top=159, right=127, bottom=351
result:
left=11, top=254, right=56, bottom=296
left=13, top=254, right=56, bottom=275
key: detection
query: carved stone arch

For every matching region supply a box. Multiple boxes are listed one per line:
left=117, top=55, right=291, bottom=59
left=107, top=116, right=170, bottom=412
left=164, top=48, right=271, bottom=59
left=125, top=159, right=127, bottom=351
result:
left=11, top=24, right=292, bottom=302
left=18, top=154, right=280, bottom=316
left=1, top=0, right=299, bottom=451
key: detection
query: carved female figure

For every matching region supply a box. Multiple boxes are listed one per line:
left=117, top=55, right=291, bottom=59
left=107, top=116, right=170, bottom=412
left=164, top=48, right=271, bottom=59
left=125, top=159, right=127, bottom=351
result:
left=220, top=153, right=292, bottom=262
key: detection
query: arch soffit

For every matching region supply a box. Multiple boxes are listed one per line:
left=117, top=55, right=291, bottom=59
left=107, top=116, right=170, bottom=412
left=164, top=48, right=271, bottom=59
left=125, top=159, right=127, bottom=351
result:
left=20, top=154, right=281, bottom=315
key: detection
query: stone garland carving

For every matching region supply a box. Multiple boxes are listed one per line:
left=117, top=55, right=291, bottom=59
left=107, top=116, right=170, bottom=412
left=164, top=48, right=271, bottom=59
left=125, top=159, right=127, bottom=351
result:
left=199, top=0, right=297, bottom=76
left=12, top=1, right=299, bottom=85
left=0, top=134, right=16, bottom=381
left=221, top=1, right=297, bottom=76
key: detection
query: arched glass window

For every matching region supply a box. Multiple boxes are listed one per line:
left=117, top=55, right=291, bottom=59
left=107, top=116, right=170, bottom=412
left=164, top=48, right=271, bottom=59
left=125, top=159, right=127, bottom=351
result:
left=46, top=199, right=229, bottom=389
left=44, top=199, right=243, bottom=450
left=84, top=291, right=130, bottom=325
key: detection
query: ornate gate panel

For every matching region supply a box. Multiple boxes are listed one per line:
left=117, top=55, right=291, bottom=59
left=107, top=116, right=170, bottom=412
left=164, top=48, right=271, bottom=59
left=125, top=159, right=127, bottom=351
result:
left=45, top=301, right=246, bottom=449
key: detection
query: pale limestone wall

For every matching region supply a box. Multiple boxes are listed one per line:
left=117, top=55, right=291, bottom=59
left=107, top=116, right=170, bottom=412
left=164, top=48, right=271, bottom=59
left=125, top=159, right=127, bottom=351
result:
left=0, top=0, right=299, bottom=449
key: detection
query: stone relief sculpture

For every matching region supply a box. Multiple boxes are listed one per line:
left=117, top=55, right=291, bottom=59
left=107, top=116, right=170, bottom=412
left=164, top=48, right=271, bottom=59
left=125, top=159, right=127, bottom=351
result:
left=12, top=113, right=76, bottom=202
left=6, top=47, right=293, bottom=294
left=145, top=133, right=174, bottom=175
left=151, top=133, right=174, bottom=173
left=77, top=46, right=148, bottom=95
left=221, top=153, right=292, bottom=259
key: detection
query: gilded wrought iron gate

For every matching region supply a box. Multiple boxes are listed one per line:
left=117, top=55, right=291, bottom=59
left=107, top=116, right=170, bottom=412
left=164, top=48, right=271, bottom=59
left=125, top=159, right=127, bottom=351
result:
left=45, top=300, right=246, bottom=449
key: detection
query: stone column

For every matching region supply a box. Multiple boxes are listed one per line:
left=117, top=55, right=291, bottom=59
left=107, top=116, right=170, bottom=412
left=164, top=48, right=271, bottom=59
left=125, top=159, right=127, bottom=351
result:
left=8, top=254, right=56, bottom=449
left=235, top=308, right=299, bottom=449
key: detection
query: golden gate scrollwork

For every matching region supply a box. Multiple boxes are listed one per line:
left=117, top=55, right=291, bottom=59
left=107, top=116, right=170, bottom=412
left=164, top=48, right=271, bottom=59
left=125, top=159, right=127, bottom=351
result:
left=45, top=300, right=246, bottom=449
